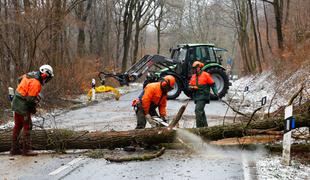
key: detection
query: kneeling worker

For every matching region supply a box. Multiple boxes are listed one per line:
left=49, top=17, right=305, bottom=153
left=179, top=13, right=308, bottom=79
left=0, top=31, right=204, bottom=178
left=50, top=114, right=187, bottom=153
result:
left=133, top=75, right=175, bottom=129
left=189, top=61, right=218, bottom=127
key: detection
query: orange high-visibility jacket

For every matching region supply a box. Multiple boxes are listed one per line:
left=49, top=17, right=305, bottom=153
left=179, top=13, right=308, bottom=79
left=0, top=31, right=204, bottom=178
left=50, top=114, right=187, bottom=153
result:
left=16, top=75, right=42, bottom=97
left=189, top=71, right=217, bottom=101
left=12, top=72, right=42, bottom=115
left=189, top=71, right=214, bottom=86
left=141, top=82, right=167, bottom=117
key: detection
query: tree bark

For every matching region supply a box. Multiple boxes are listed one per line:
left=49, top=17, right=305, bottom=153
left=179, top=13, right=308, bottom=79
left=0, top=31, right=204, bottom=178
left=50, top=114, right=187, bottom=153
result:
left=263, top=1, right=273, bottom=53
left=122, top=0, right=136, bottom=72
left=77, top=0, right=93, bottom=56
left=274, top=0, right=284, bottom=50
left=248, top=0, right=262, bottom=73
left=0, top=128, right=176, bottom=152
left=0, top=113, right=308, bottom=152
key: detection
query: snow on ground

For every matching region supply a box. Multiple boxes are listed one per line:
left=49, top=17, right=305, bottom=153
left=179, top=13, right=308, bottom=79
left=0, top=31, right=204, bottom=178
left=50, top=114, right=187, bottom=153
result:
left=228, top=67, right=310, bottom=180
left=227, top=67, right=310, bottom=114
left=257, top=155, right=310, bottom=180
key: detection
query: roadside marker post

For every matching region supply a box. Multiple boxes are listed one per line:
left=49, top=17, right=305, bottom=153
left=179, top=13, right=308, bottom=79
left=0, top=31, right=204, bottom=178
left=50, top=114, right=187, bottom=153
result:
left=91, top=78, right=96, bottom=101
left=261, top=96, right=267, bottom=106
left=282, top=105, right=295, bottom=165
left=259, top=96, right=267, bottom=120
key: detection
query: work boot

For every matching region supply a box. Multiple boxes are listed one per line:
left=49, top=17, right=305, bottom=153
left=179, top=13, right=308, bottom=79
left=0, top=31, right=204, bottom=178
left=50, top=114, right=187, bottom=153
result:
left=10, top=140, right=22, bottom=155
left=22, top=136, right=38, bottom=156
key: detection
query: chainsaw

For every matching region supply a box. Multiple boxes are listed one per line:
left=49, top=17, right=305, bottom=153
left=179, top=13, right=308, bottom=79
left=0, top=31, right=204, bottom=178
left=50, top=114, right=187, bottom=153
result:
left=151, top=117, right=169, bottom=127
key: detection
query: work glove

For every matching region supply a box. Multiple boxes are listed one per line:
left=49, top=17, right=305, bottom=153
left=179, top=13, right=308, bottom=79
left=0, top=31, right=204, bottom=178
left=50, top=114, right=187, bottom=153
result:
left=145, top=114, right=156, bottom=127
left=145, top=114, right=152, bottom=120
left=189, top=85, right=198, bottom=90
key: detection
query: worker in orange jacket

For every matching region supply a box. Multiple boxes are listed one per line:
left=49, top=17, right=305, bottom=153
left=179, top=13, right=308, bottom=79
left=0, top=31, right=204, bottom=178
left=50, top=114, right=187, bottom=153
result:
left=189, top=61, right=218, bottom=127
left=10, top=65, right=54, bottom=156
left=133, top=75, right=175, bottom=129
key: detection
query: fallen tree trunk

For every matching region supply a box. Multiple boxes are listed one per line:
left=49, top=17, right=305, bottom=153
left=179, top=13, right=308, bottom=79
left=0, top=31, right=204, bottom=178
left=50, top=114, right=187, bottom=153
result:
left=0, top=99, right=309, bottom=153
left=0, top=128, right=176, bottom=152
left=0, top=115, right=308, bottom=152
left=189, top=114, right=309, bottom=141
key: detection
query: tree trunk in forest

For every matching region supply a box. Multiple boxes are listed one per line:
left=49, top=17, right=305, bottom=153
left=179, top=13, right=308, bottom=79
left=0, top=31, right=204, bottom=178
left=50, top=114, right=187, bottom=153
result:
left=248, top=0, right=262, bottom=73
left=263, top=2, right=273, bottom=53
left=132, top=21, right=140, bottom=64
left=132, top=0, right=155, bottom=64
left=274, top=0, right=284, bottom=50
left=254, top=0, right=265, bottom=62
left=122, top=0, right=136, bottom=72
left=154, top=1, right=165, bottom=55
left=77, top=0, right=92, bottom=56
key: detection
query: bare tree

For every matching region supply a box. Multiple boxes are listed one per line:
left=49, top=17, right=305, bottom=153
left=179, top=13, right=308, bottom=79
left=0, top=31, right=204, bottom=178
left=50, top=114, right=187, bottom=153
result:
left=247, top=0, right=262, bottom=72
left=154, top=0, right=168, bottom=54
left=76, top=0, right=93, bottom=56
left=132, top=0, right=157, bottom=63
left=121, top=0, right=137, bottom=72
left=261, top=0, right=284, bottom=50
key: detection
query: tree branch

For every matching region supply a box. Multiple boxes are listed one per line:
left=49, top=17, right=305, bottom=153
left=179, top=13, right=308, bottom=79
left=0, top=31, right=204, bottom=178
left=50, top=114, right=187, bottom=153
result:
left=260, top=0, right=274, bottom=5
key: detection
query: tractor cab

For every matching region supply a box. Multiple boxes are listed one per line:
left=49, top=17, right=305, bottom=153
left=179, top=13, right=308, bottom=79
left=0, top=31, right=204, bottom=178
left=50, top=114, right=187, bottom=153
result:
left=170, top=44, right=227, bottom=78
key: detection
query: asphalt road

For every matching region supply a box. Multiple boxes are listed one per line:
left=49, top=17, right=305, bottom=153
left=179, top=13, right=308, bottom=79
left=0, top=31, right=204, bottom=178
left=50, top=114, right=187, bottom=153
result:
left=0, top=90, right=262, bottom=180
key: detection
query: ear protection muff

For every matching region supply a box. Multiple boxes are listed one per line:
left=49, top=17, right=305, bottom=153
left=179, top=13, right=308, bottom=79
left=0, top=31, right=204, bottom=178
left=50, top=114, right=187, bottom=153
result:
left=41, top=73, right=47, bottom=79
left=161, top=78, right=169, bottom=87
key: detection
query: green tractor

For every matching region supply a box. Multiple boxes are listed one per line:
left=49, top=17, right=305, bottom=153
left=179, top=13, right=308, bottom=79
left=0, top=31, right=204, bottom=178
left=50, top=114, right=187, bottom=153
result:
left=98, top=43, right=230, bottom=100
left=159, top=43, right=230, bottom=100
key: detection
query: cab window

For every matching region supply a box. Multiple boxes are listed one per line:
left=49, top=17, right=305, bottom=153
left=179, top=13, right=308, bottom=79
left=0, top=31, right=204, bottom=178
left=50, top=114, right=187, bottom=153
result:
left=208, top=47, right=216, bottom=62
left=172, top=48, right=187, bottom=63
left=195, top=46, right=211, bottom=64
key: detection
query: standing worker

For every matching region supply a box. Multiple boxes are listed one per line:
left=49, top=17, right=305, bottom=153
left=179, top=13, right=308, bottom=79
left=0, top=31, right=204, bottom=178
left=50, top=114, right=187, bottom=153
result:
left=189, top=61, right=218, bottom=127
left=133, top=75, right=175, bottom=129
left=10, top=65, right=54, bottom=156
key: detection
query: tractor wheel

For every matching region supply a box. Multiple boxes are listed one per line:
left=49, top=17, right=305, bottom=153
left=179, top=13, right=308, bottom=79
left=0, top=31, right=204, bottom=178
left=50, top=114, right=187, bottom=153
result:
left=167, top=77, right=182, bottom=100
left=206, top=67, right=229, bottom=100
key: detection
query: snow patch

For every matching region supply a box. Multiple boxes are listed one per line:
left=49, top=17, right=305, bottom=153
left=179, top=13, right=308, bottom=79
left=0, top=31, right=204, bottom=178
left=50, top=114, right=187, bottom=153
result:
left=257, top=155, right=310, bottom=180
left=227, top=68, right=309, bottom=114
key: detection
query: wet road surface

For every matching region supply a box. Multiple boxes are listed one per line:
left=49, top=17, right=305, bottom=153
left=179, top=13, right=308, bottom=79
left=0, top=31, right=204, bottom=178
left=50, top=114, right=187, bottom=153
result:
left=0, top=90, right=261, bottom=180
left=45, top=90, right=236, bottom=131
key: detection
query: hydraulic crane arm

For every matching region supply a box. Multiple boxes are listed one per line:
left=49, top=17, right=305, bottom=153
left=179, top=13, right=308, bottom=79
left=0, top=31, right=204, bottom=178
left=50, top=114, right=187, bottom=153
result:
left=98, top=54, right=178, bottom=86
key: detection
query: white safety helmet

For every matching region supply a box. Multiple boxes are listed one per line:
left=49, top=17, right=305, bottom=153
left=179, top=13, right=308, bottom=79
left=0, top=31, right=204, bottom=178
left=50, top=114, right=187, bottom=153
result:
left=39, top=64, right=54, bottom=77
left=39, top=64, right=54, bottom=83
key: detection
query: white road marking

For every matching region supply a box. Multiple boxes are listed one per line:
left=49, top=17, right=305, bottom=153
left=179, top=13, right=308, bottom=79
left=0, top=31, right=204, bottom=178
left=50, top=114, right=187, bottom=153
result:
left=242, top=154, right=258, bottom=180
left=242, top=155, right=251, bottom=180
left=48, top=157, right=84, bottom=176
